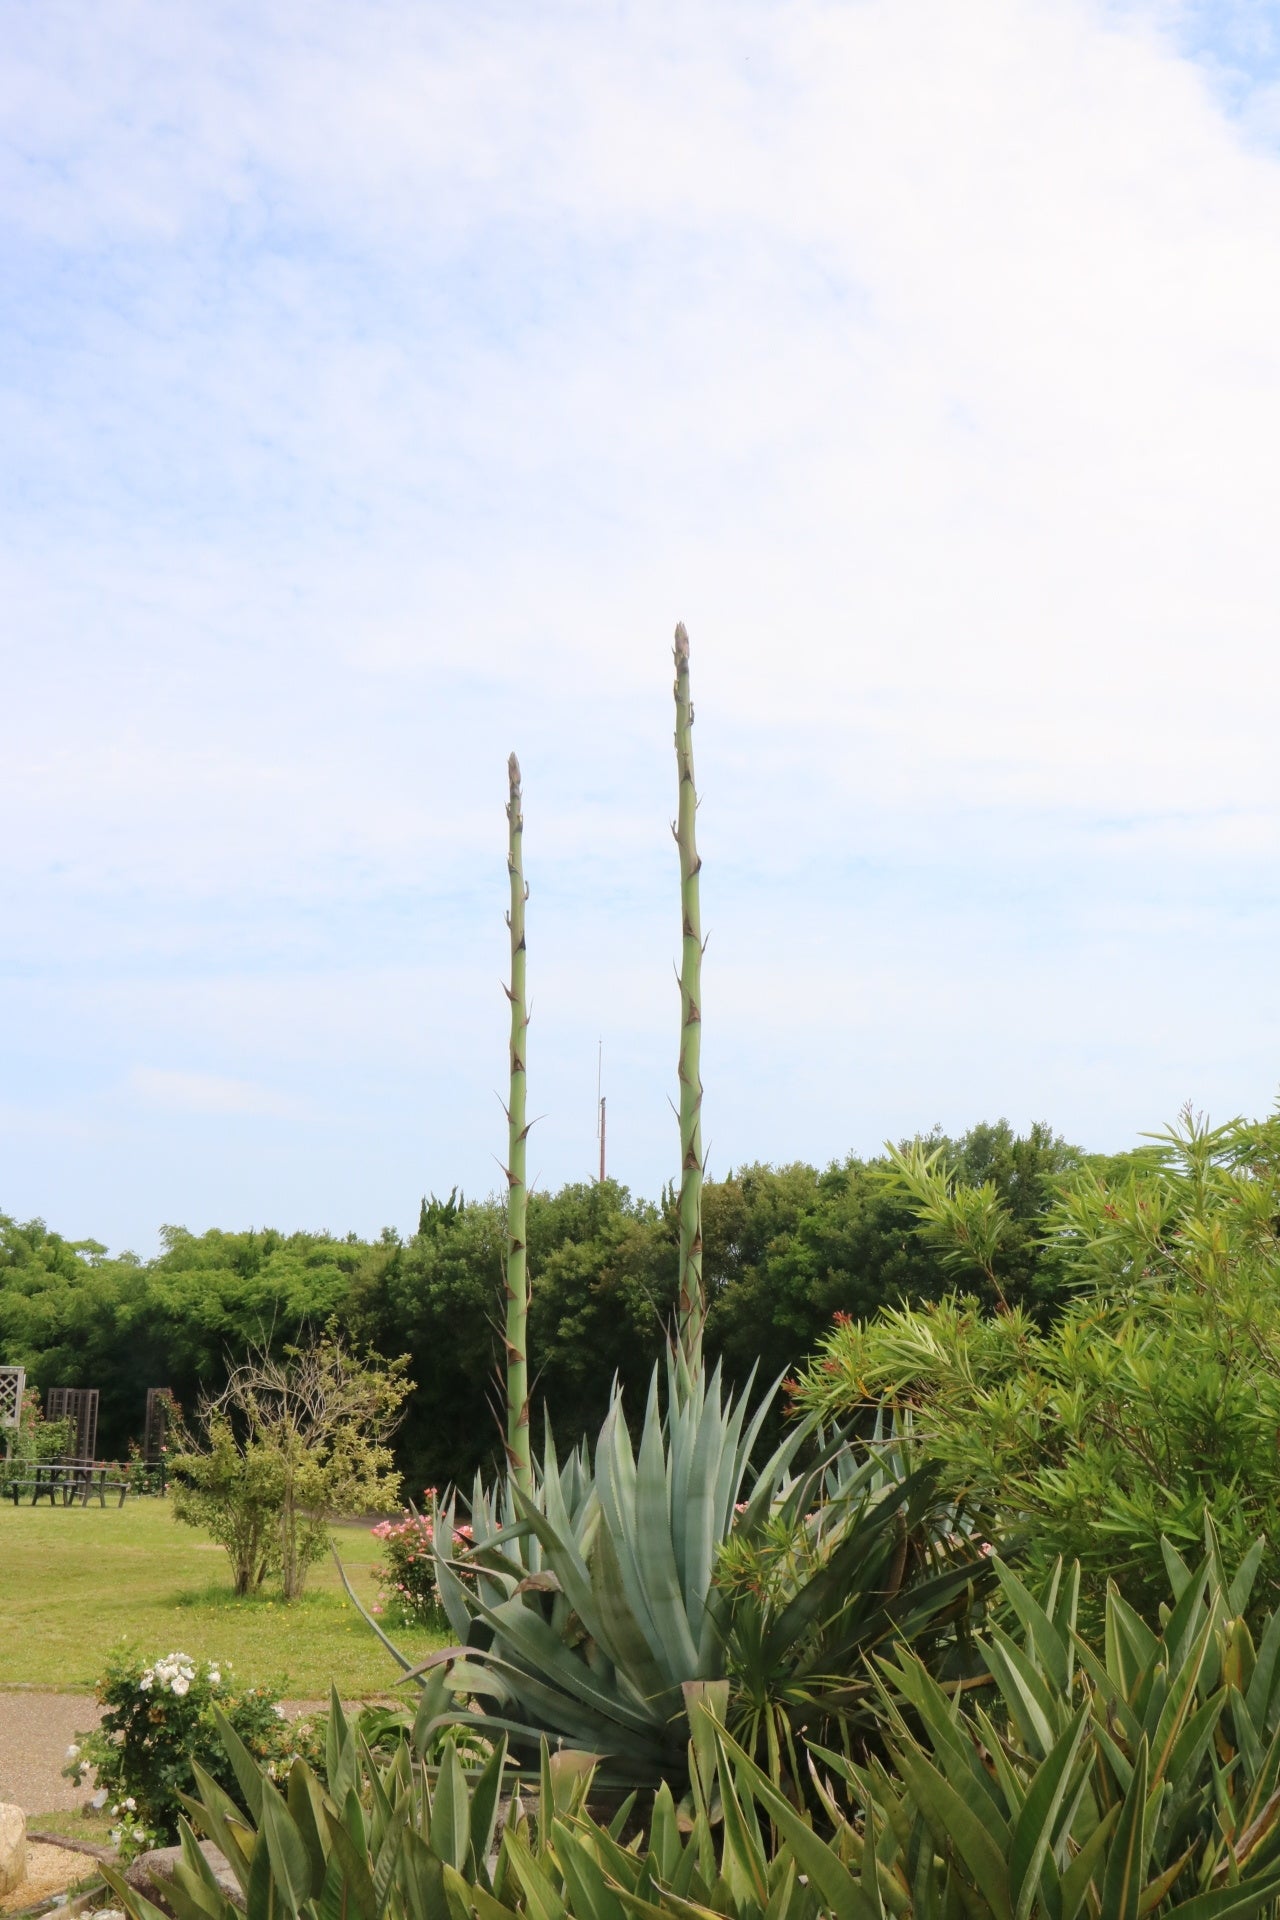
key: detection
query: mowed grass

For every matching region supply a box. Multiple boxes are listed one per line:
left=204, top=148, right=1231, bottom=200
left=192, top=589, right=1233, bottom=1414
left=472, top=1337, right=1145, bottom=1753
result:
left=0, top=1499, right=448, bottom=1696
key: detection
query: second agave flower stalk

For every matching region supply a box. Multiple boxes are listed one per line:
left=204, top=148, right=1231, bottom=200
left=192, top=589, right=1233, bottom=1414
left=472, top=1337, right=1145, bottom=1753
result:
left=504, top=751, right=532, bottom=1495
left=672, top=623, right=706, bottom=1381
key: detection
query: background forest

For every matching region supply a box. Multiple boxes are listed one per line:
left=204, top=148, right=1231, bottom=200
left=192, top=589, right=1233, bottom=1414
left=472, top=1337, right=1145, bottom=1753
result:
left=0, top=1116, right=1147, bottom=1493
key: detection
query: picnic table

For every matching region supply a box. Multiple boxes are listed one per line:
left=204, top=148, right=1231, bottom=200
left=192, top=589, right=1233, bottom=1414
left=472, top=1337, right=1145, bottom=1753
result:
left=3, top=1461, right=128, bottom=1508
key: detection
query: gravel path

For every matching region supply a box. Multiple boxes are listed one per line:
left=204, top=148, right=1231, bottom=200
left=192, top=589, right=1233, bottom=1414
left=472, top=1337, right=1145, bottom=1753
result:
left=0, top=1692, right=104, bottom=1816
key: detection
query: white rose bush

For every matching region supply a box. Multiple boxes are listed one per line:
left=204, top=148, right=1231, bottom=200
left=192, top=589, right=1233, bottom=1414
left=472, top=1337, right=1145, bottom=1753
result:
left=64, top=1649, right=323, bottom=1853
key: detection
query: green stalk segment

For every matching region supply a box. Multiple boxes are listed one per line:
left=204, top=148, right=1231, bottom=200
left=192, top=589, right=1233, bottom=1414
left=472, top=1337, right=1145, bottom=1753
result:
left=672, top=624, right=706, bottom=1379
left=504, top=751, right=532, bottom=1494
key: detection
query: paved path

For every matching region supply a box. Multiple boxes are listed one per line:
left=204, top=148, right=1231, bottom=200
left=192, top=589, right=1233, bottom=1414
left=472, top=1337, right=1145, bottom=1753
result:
left=0, top=1691, right=346, bottom=1817
left=0, top=1692, right=104, bottom=1816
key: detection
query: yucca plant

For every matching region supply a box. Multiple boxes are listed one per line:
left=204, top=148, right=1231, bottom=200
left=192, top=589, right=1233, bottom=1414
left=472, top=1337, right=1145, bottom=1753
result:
left=777, top=1525, right=1280, bottom=1920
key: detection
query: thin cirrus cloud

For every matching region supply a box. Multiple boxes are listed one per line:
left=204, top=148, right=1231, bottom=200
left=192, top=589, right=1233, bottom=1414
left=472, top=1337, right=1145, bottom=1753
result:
left=2, top=0, right=1279, bottom=1253
left=128, top=1068, right=302, bottom=1122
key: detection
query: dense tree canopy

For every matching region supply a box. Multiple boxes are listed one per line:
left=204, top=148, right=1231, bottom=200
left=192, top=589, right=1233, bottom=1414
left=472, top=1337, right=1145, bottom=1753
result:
left=0, top=1118, right=1123, bottom=1492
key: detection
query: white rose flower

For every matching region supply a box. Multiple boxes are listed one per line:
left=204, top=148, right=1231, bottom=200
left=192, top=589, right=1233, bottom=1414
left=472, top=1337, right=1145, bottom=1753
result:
left=66, top=1744, right=79, bottom=1760
left=79, top=1762, right=92, bottom=1777
left=139, top=1673, right=153, bottom=1691
left=171, top=1676, right=190, bottom=1697
left=124, top=1797, right=136, bottom=1811
left=207, top=1669, right=221, bottom=1686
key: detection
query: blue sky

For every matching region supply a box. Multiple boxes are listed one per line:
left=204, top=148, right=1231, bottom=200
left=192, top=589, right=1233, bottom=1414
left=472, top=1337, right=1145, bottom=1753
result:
left=4, top=0, right=1280, bottom=1254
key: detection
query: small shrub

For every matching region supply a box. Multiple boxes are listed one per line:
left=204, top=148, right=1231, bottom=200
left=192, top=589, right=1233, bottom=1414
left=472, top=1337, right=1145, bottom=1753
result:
left=172, top=1333, right=410, bottom=1600
left=63, top=1649, right=320, bottom=1851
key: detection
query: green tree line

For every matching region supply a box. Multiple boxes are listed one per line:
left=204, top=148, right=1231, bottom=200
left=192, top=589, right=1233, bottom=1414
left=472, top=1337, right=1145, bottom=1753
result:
left=0, top=1118, right=1137, bottom=1495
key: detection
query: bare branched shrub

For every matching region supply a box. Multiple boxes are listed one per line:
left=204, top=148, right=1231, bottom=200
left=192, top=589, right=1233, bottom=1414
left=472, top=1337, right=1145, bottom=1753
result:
left=171, top=1332, right=411, bottom=1599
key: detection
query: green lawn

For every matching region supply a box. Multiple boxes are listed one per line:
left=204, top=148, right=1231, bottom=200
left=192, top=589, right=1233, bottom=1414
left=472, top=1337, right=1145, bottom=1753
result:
left=0, top=1499, right=448, bottom=1696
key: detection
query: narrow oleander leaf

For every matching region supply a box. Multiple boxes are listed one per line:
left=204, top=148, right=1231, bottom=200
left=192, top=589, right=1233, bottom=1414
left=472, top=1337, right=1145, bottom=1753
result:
left=711, top=1723, right=881, bottom=1920
left=323, top=1810, right=378, bottom=1920
left=430, top=1738, right=472, bottom=1873
left=246, top=1836, right=282, bottom=1920
left=501, top=1828, right=569, bottom=1920
left=287, top=1759, right=330, bottom=1898
left=1136, top=1845, right=1195, bottom=1916
left=1246, top=1608, right=1280, bottom=1732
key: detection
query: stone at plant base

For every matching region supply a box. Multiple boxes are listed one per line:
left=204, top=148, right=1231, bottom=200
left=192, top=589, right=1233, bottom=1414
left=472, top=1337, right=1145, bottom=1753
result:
left=128, top=1841, right=243, bottom=1912
left=0, top=1805, right=25, bottom=1897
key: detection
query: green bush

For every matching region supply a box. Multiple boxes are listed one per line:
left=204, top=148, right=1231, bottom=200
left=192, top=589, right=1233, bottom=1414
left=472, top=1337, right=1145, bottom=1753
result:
left=794, top=1108, right=1280, bottom=1628
left=170, top=1332, right=409, bottom=1600
left=63, top=1649, right=321, bottom=1851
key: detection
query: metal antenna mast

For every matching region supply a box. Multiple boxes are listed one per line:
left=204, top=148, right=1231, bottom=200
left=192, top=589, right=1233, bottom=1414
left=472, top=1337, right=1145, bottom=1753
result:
left=596, top=1038, right=606, bottom=1184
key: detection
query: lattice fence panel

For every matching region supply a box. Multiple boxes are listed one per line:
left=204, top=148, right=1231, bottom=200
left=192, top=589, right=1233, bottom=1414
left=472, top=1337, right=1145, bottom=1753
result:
left=144, top=1388, right=173, bottom=1462
left=0, top=1367, right=23, bottom=1430
left=45, top=1387, right=100, bottom=1462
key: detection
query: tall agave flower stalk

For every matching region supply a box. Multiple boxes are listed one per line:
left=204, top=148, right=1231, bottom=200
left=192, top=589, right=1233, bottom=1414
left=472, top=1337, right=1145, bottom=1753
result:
left=673, top=623, right=706, bottom=1381
left=503, top=751, right=532, bottom=1495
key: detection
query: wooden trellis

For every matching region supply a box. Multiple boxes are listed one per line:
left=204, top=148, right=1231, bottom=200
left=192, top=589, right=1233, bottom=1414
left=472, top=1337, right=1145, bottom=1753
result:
left=45, top=1387, right=99, bottom=1464
left=0, top=1366, right=23, bottom=1431
left=143, top=1388, right=174, bottom=1462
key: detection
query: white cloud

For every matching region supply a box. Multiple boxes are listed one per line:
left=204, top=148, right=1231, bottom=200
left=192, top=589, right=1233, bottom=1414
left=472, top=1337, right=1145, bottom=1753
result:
left=3, top=0, right=1279, bottom=1247
left=128, top=1068, right=302, bottom=1119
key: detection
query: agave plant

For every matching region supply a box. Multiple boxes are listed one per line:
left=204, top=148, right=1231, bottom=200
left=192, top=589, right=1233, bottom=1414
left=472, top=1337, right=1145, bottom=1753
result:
left=338, top=1359, right=992, bottom=1793
left=338, top=632, right=985, bottom=1794
left=341, top=1356, right=809, bottom=1784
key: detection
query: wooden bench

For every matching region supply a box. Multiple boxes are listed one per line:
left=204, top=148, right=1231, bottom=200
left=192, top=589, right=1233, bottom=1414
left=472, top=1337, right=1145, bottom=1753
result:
left=3, top=1463, right=128, bottom=1508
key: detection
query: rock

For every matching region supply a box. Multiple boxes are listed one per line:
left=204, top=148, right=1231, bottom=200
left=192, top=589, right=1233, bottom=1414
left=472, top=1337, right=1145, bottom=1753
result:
left=127, top=1841, right=243, bottom=1913
left=0, top=1802, right=26, bottom=1896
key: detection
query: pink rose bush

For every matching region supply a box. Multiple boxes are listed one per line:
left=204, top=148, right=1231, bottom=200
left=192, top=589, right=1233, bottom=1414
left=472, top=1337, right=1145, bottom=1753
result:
left=371, top=1490, right=473, bottom=1625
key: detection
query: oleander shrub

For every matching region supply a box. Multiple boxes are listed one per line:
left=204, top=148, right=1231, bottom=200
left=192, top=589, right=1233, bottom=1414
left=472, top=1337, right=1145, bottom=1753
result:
left=795, top=1107, right=1280, bottom=1630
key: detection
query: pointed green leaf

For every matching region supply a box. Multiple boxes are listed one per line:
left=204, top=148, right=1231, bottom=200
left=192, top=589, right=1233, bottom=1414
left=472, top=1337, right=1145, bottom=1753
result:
left=1099, top=1735, right=1149, bottom=1920
left=1010, top=1707, right=1091, bottom=1920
